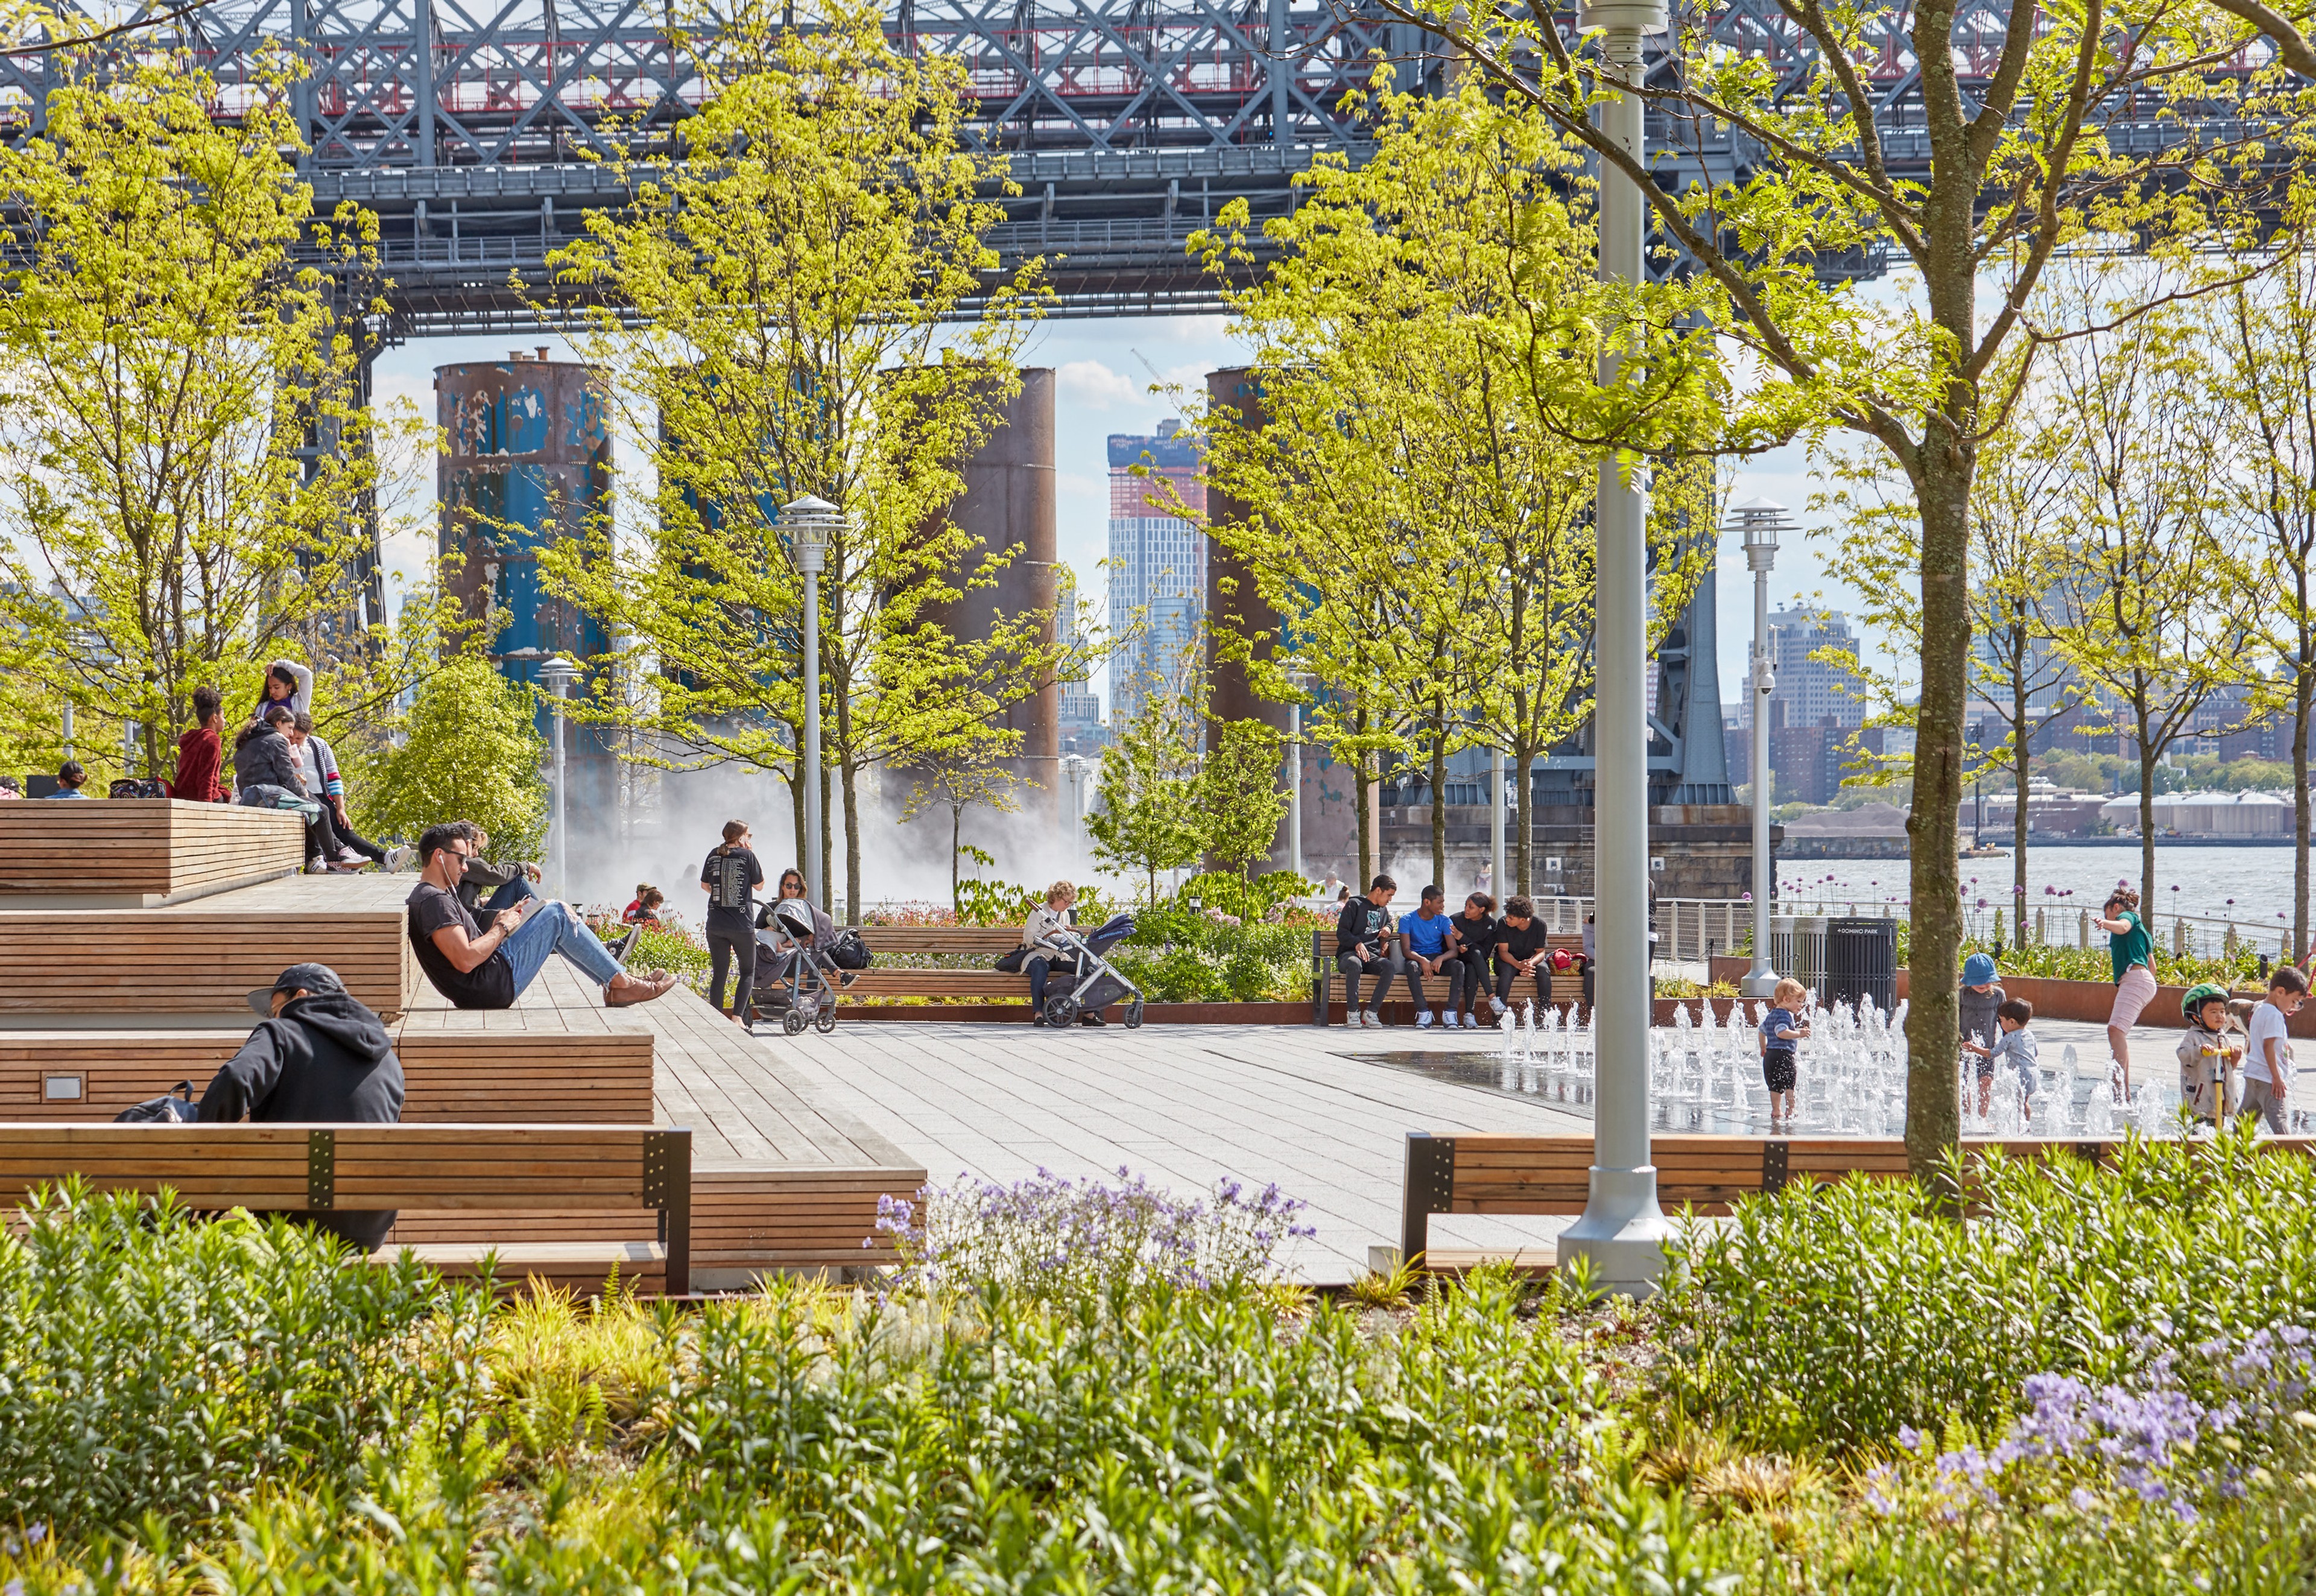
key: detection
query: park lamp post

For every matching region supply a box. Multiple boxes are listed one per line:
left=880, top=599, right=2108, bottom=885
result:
left=1733, top=497, right=1790, bottom=999
left=1060, top=752, right=1087, bottom=858
left=539, top=654, right=581, bottom=899
left=1555, top=0, right=1672, bottom=1296
left=783, top=495, right=840, bottom=913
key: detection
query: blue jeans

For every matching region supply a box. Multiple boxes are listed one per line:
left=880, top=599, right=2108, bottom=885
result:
left=501, top=899, right=622, bottom=998
left=477, top=877, right=536, bottom=917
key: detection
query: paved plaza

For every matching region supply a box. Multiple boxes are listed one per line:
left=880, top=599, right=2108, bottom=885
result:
left=741, top=1012, right=2145, bottom=1284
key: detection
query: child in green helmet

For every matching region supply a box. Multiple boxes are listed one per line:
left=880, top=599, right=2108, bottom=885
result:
left=2174, top=984, right=2242, bottom=1128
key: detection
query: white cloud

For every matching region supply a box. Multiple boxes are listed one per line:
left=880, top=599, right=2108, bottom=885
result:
left=1055, top=359, right=1139, bottom=411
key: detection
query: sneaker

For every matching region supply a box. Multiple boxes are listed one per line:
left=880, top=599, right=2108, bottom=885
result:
left=1443, top=1012, right=1464, bottom=1030
left=384, top=844, right=416, bottom=873
left=305, top=856, right=330, bottom=875
left=1361, top=1010, right=1383, bottom=1028
left=337, top=847, right=365, bottom=864
left=838, top=971, right=859, bottom=989
left=1416, top=1010, right=1434, bottom=1030
left=1078, top=1012, right=1107, bottom=1027
left=1032, top=1013, right=1049, bottom=1027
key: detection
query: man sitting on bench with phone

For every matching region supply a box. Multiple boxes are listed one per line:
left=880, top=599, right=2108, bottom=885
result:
left=405, top=820, right=678, bottom=1010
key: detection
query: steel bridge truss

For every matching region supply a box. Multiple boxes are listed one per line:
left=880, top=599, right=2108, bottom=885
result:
left=0, top=0, right=2286, bottom=328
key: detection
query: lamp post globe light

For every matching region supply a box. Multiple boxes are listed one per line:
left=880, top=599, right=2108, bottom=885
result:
left=538, top=654, right=583, bottom=899
left=1732, top=496, right=1791, bottom=1000
left=1555, top=0, right=1672, bottom=1296
left=782, top=495, right=840, bottom=913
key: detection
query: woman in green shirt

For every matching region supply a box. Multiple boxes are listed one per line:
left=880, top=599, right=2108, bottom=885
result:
left=2092, top=886, right=2156, bottom=1099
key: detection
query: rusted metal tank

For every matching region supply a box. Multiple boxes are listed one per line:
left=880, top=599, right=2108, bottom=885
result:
left=923, top=367, right=1059, bottom=806
left=435, top=349, right=616, bottom=820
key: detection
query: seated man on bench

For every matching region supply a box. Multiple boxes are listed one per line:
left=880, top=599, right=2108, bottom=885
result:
left=407, top=821, right=678, bottom=1010
left=197, top=961, right=406, bottom=1252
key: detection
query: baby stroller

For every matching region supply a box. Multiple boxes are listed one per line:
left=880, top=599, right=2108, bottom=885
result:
left=744, top=898, right=838, bottom=1037
left=1037, top=912, right=1145, bottom=1030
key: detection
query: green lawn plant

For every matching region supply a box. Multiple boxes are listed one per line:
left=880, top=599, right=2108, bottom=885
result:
left=10, top=1142, right=2316, bottom=1592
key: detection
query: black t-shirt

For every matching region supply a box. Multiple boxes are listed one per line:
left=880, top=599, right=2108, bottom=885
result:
left=407, top=881, right=516, bottom=1010
left=1335, top=895, right=1393, bottom=956
left=700, top=846, right=766, bottom=939
left=1451, top=911, right=1498, bottom=957
left=1495, top=918, right=1549, bottom=965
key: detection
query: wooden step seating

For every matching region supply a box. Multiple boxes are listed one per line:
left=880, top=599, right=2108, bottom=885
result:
left=0, top=1123, right=691, bottom=1294
left=0, top=797, right=305, bottom=907
left=1396, top=1132, right=2316, bottom=1268
left=0, top=872, right=420, bottom=1027
left=408, top=958, right=926, bottom=1288
left=0, top=1024, right=654, bottom=1124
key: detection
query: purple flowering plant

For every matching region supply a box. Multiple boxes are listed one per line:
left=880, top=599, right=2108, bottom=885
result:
left=873, top=1166, right=1317, bottom=1302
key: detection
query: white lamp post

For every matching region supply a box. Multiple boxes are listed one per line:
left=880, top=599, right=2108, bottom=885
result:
left=1732, top=496, right=1790, bottom=999
left=1556, top=0, right=1671, bottom=1295
left=1060, top=752, right=1087, bottom=858
left=783, top=495, right=840, bottom=913
left=539, top=654, right=581, bottom=898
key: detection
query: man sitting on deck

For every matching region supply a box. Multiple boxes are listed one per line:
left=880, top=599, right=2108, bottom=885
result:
left=196, top=961, right=405, bottom=1252
left=406, top=821, right=677, bottom=1011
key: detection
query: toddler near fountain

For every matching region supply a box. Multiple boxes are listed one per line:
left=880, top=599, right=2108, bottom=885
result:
left=2174, top=984, right=2243, bottom=1128
left=1965, top=998, right=2039, bottom=1121
left=1958, top=952, right=2007, bottom=1119
left=1758, top=978, right=1810, bottom=1127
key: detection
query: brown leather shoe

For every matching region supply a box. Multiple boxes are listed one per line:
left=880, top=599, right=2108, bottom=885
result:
left=606, top=971, right=679, bottom=1007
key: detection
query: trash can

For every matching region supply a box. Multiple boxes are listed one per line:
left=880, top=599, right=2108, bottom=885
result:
left=1823, top=917, right=1899, bottom=1013
left=1771, top=916, right=1826, bottom=997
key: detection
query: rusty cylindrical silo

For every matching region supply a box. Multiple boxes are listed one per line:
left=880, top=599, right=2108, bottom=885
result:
left=1204, top=367, right=1296, bottom=870
left=923, top=367, right=1058, bottom=815
left=435, top=349, right=617, bottom=833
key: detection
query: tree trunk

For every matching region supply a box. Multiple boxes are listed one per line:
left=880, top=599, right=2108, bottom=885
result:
left=951, top=802, right=962, bottom=916
left=1514, top=748, right=1536, bottom=898
left=1428, top=717, right=1448, bottom=893
left=2299, top=626, right=2312, bottom=966
left=1355, top=749, right=1374, bottom=890
left=2013, top=659, right=2031, bottom=938
left=2137, top=702, right=2158, bottom=914
left=787, top=760, right=809, bottom=880
left=1904, top=440, right=1970, bottom=1191
left=841, top=757, right=862, bottom=926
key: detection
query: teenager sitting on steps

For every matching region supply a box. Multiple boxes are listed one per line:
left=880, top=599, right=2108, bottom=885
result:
left=405, top=820, right=677, bottom=1010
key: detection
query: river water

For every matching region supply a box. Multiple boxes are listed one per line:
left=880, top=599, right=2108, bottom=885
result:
left=1779, top=844, right=2313, bottom=954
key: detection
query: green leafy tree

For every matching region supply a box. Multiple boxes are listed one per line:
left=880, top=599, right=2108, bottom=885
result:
left=901, top=747, right=1025, bottom=917
left=1087, top=671, right=1206, bottom=904
left=1391, top=0, right=2300, bottom=1176
left=0, top=49, right=408, bottom=781
left=2210, top=209, right=2316, bottom=959
left=535, top=0, right=1065, bottom=922
left=352, top=655, right=549, bottom=860
left=1182, top=74, right=1714, bottom=893
left=1199, top=719, right=1291, bottom=884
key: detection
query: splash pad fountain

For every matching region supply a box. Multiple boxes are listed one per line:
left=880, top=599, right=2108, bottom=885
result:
left=1357, top=997, right=2197, bottom=1138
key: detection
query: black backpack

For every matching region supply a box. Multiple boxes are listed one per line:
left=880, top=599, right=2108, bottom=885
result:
left=827, top=929, right=870, bottom=971
left=707, top=848, right=754, bottom=911
left=109, top=778, right=166, bottom=799
left=115, top=1080, right=198, bottom=1124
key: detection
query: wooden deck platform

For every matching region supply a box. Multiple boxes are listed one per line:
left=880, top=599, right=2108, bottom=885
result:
left=0, top=872, right=420, bottom=1027
left=403, top=957, right=924, bottom=1287
left=0, top=798, right=305, bottom=907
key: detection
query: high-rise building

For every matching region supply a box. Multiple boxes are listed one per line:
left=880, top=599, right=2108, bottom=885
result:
left=1054, top=568, right=1107, bottom=755
left=1107, top=419, right=1206, bottom=725
left=1759, top=609, right=1868, bottom=733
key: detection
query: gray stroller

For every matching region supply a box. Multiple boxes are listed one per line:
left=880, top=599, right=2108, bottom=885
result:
left=745, top=898, right=838, bottom=1036
left=1038, top=912, right=1144, bottom=1029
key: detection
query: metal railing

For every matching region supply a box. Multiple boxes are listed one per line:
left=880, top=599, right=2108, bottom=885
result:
left=1779, top=894, right=2302, bottom=961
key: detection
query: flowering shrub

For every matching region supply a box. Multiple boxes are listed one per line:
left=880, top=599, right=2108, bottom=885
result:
left=876, top=1166, right=1317, bottom=1301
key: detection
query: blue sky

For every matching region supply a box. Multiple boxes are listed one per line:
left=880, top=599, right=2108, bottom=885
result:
left=372, top=315, right=1894, bottom=718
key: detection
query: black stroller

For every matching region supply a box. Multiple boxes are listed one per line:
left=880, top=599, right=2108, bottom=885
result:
left=1038, top=912, right=1144, bottom=1030
left=744, top=898, right=838, bottom=1036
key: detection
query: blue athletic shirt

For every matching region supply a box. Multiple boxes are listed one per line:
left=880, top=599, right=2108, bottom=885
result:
left=1399, top=909, right=1452, bottom=958
left=1760, top=1006, right=1800, bottom=1056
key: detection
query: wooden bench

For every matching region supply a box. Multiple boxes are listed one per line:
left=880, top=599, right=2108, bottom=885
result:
left=0, top=1123, right=692, bottom=1294
left=856, top=926, right=1020, bottom=957
left=1397, top=1132, right=2316, bottom=1267
left=0, top=798, right=305, bottom=907
left=0, top=873, right=421, bottom=1025
left=0, top=1024, right=654, bottom=1124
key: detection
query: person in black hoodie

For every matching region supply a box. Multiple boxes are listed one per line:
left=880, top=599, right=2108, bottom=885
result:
left=198, top=961, right=407, bottom=1252
left=1334, top=873, right=1404, bottom=1027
